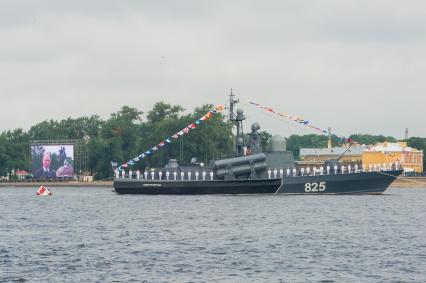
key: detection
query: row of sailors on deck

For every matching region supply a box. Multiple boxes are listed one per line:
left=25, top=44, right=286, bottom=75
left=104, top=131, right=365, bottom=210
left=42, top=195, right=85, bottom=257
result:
left=273, top=161, right=399, bottom=178
left=115, top=169, right=215, bottom=180
left=116, top=162, right=399, bottom=180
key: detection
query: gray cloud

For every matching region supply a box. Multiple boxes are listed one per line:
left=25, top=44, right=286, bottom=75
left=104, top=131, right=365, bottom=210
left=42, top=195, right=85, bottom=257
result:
left=0, top=0, right=425, bottom=138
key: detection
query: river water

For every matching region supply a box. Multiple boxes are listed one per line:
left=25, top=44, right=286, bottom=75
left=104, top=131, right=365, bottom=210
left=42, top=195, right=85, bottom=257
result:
left=1, top=186, right=425, bottom=282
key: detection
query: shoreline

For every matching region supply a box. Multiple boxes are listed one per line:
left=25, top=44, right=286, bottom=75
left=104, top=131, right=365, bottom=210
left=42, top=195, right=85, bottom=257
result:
left=0, top=181, right=113, bottom=187
left=390, top=177, right=426, bottom=188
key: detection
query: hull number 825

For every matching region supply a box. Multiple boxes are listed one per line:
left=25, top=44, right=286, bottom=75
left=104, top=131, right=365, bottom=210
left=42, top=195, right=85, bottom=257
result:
left=304, top=182, right=326, bottom=192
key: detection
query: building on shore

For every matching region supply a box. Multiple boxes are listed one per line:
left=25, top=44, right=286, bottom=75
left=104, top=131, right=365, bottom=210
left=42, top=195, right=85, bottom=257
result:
left=362, top=142, right=423, bottom=173
left=15, top=170, right=31, bottom=181
left=298, top=145, right=366, bottom=167
left=299, top=141, right=424, bottom=173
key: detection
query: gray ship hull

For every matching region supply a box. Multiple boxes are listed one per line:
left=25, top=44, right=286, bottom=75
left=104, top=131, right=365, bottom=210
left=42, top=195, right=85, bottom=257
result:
left=113, top=170, right=402, bottom=195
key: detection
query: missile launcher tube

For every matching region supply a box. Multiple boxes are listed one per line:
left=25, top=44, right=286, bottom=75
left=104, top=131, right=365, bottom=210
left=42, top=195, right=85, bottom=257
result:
left=213, top=153, right=266, bottom=169
left=216, top=162, right=268, bottom=178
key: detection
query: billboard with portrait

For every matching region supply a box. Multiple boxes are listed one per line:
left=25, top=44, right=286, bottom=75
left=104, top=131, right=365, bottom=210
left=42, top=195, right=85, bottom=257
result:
left=31, top=145, right=74, bottom=178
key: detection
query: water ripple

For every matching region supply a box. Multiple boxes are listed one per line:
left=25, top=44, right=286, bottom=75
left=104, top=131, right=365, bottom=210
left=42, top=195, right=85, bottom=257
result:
left=0, top=187, right=426, bottom=282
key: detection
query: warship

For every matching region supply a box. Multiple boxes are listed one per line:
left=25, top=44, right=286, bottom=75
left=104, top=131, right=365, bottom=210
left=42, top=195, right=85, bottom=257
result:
left=113, top=93, right=402, bottom=195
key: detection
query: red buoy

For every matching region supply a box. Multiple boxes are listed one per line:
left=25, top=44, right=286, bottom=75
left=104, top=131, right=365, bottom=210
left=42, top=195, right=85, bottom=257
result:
left=36, top=186, right=52, bottom=196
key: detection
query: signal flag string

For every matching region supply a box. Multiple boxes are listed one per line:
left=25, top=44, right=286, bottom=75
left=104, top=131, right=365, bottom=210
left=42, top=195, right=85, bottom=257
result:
left=247, top=101, right=352, bottom=143
left=111, top=105, right=225, bottom=171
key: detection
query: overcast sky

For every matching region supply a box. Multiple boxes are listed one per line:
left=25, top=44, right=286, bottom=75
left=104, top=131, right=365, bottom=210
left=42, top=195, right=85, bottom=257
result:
left=1, top=0, right=425, bottom=139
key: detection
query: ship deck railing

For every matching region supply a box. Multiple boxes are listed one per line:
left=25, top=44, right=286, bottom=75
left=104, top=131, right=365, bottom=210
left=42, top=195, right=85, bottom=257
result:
left=115, top=163, right=401, bottom=181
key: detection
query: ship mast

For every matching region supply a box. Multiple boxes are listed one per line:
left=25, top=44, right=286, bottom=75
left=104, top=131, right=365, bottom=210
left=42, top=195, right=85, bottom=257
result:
left=229, top=89, right=245, bottom=156
left=229, top=88, right=238, bottom=123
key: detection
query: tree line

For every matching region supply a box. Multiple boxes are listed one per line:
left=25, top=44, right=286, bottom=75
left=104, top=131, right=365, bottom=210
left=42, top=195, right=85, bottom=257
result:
left=0, top=103, right=234, bottom=180
left=0, top=102, right=425, bottom=179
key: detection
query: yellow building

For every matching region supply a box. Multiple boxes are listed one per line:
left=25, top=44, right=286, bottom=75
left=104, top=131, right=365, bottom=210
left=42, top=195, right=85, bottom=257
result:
left=362, top=142, right=424, bottom=173
left=299, top=145, right=365, bottom=163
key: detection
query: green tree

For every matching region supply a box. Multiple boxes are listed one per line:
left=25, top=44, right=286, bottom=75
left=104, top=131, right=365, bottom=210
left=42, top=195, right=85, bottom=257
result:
left=406, top=137, right=426, bottom=170
left=147, top=102, right=184, bottom=123
left=0, top=129, right=30, bottom=175
left=97, top=106, right=144, bottom=176
left=259, top=131, right=272, bottom=152
left=349, top=134, right=396, bottom=145
left=2, top=100, right=424, bottom=179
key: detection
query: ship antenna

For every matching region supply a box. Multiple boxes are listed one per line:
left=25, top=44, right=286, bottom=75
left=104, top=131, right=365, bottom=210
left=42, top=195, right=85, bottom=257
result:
left=229, top=88, right=238, bottom=123
left=336, top=141, right=353, bottom=162
left=228, top=89, right=245, bottom=156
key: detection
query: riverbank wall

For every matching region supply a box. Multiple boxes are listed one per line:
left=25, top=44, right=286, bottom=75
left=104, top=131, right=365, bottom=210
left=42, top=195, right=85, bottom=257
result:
left=0, top=181, right=112, bottom=187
